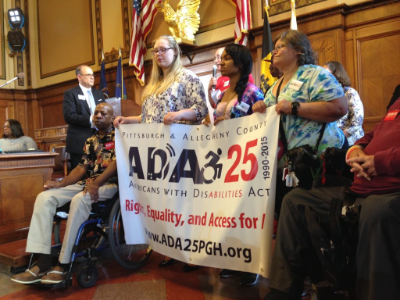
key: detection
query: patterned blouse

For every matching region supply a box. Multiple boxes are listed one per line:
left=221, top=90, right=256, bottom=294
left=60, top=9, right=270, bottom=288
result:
left=264, top=65, right=346, bottom=157
left=78, top=129, right=116, bottom=185
left=337, top=86, right=364, bottom=146
left=214, top=83, right=264, bottom=120
left=141, top=68, right=208, bottom=124
left=0, top=136, right=37, bottom=152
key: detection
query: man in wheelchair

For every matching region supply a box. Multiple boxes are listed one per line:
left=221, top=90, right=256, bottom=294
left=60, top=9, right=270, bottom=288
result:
left=12, top=103, right=118, bottom=285
left=264, top=96, right=400, bottom=300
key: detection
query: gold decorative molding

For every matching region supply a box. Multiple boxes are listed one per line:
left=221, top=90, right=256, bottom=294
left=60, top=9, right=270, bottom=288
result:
left=197, top=18, right=235, bottom=34
left=269, top=0, right=327, bottom=17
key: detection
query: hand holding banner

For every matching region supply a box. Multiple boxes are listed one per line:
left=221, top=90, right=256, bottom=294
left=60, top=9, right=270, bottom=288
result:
left=115, top=108, right=279, bottom=277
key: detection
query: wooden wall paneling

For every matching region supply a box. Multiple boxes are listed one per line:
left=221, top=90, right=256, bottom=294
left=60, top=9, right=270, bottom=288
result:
left=354, top=19, right=400, bottom=132
left=14, top=101, right=28, bottom=134
left=308, top=29, right=344, bottom=67
left=0, top=100, right=8, bottom=129
left=345, top=30, right=357, bottom=91
left=39, top=96, right=65, bottom=128
left=345, top=1, right=400, bottom=29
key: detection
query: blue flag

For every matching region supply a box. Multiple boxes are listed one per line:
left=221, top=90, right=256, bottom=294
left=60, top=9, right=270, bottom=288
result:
left=100, top=53, right=108, bottom=96
left=115, top=50, right=127, bottom=99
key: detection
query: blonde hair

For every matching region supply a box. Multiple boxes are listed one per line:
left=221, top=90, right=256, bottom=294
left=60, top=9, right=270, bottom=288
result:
left=142, top=35, right=183, bottom=101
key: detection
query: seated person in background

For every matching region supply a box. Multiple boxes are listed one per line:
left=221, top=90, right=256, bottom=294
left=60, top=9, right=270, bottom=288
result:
left=208, top=47, right=254, bottom=108
left=11, top=103, right=118, bottom=285
left=324, top=61, right=364, bottom=146
left=0, top=119, right=37, bottom=152
left=264, top=94, right=400, bottom=300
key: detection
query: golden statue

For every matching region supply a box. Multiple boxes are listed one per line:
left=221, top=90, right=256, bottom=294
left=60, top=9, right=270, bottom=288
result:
left=155, top=0, right=200, bottom=44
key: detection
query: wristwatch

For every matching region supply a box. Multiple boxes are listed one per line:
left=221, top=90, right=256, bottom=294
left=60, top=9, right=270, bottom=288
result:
left=291, top=102, right=300, bottom=115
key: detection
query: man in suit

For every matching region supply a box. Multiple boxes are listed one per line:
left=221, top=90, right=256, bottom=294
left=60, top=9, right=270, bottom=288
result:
left=63, top=65, right=105, bottom=169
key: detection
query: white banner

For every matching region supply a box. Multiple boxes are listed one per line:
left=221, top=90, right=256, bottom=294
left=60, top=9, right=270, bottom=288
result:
left=115, top=108, right=279, bottom=277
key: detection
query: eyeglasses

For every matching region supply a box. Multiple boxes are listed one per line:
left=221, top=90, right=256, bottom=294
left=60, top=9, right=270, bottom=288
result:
left=273, top=44, right=286, bottom=53
left=3, top=125, right=10, bottom=129
left=151, top=48, right=173, bottom=55
left=79, top=73, right=94, bottom=78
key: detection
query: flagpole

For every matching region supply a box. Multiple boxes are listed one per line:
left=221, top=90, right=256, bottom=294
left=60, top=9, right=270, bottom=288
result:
left=119, top=47, right=123, bottom=99
left=290, top=0, right=297, bottom=30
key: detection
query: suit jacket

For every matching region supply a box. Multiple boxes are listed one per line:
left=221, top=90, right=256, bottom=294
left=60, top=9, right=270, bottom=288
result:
left=63, top=85, right=105, bottom=154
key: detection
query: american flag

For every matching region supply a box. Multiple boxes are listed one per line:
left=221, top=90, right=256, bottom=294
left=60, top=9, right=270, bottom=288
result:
left=229, top=0, right=252, bottom=46
left=130, top=0, right=158, bottom=86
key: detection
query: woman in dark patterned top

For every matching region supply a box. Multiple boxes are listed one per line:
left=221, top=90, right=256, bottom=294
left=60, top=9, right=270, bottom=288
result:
left=204, top=44, right=263, bottom=126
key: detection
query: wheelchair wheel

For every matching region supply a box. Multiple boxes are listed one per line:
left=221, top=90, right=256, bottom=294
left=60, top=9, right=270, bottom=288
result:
left=108, top=200, right=152, bottom=270
left=77, top=266, right=98, bottom=288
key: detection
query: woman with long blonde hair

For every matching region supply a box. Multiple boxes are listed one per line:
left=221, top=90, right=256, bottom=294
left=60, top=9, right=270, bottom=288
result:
left=114, top=35, right=207, bottom=126
left=114, top=35, right=207, bottom=272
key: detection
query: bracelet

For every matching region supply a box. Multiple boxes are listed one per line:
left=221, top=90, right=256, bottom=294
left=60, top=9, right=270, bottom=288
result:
left=346, top=145, right=362, bottom=160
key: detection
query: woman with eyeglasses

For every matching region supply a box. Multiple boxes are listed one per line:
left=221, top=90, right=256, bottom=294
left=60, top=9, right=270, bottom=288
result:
left=255, top=30, right=348, bottom=300
left=114, top=35, right=207, bottom=126
left=114, top=35, right=207, bottom=272
left=0, top=119, right=37, bottom=152
left=253, top=30, right=347, bottom=153
left=253, top=30, right=347, bottom=181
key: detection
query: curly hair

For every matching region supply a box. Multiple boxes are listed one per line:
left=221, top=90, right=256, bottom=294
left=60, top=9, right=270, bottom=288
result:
left=325, top=61, right=351, bottom=87
left=3, top=119, right=24, bottom=139
left=224, top=44, right=253, bottom=103
left=278, top=30, right=317, bottom=65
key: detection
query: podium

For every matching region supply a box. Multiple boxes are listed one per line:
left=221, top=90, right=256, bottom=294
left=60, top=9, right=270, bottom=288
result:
left=0, top=152, right=58, bottom=244
left=106, top=98, right=141, bottom=118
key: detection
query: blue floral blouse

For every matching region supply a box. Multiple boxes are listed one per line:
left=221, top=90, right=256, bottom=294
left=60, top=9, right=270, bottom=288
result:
left=337, top=86, right=364, bottom=146
left=264, top=65, right=346, bottom=156
left=141, top=68, right=208, bottom=124
left=214, top=83, right=264, bottom=121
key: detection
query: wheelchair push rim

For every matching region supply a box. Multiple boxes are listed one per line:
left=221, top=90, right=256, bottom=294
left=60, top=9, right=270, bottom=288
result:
left=108, top=200, right=152, bottom=270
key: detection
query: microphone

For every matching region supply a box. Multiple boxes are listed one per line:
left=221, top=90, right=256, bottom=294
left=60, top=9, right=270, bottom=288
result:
left=0, top=73, right=25, bottom=88
left=212, top=65, right=217, bottom=89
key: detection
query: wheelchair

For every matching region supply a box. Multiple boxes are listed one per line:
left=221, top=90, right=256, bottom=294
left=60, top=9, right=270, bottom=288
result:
left=26, top=192, right=152, bottom=288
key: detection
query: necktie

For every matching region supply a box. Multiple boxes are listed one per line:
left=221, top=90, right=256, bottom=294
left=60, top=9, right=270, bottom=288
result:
left=87, top=90, right=96, bottom=115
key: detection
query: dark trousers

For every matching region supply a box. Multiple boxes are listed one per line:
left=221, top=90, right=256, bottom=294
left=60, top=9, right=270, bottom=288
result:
left=269, top=186, right=400, bottom=300
left=69, top=153, right=82, bottom=170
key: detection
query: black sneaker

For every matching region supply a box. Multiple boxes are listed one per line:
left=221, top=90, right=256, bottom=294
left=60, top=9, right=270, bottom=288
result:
left=240, top=272, right=259, bottom=286
left=219, top=269, right=241, bottom=278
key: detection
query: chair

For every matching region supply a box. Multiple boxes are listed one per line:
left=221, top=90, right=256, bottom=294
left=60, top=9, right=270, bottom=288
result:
left=51, top=145, right=71, bottom=177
